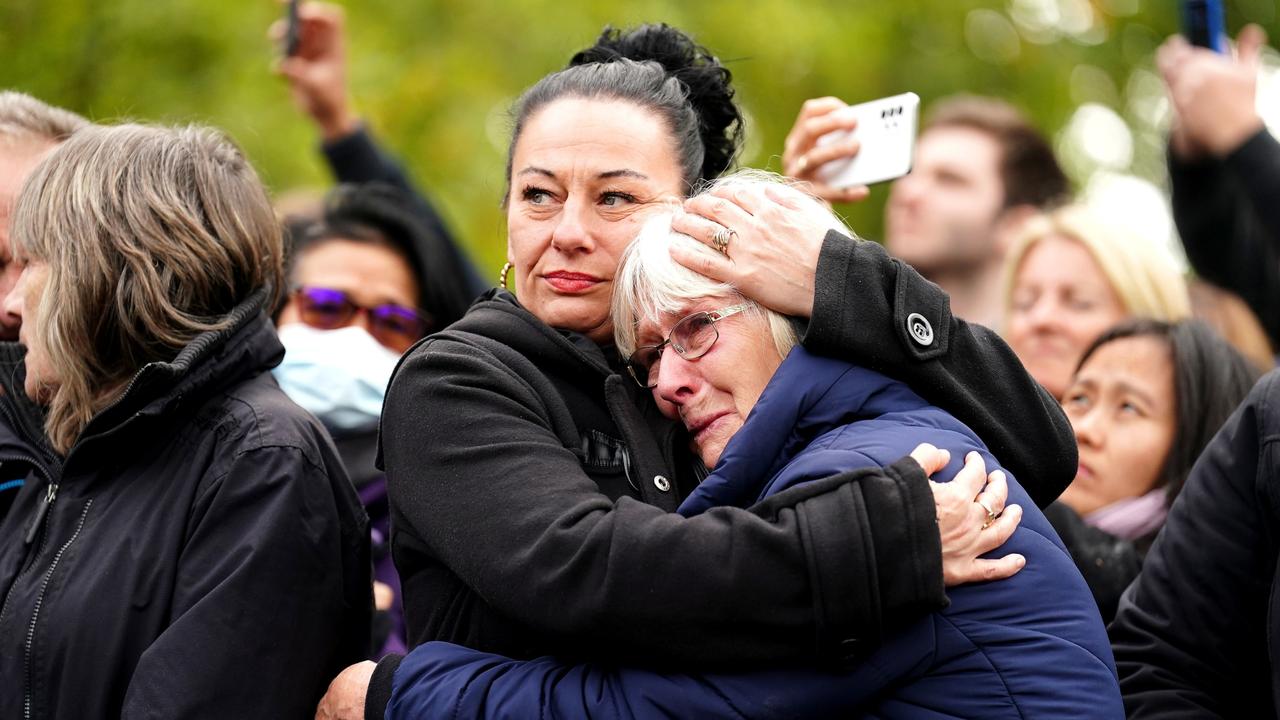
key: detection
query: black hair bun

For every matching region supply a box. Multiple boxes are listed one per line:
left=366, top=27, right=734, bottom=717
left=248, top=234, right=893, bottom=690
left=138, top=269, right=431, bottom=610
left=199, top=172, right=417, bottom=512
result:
left=570, top=24, right=742, bottom=181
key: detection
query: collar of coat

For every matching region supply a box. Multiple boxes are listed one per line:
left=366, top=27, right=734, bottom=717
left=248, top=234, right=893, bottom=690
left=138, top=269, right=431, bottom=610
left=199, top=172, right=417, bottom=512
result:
left=679, top=347, right=944, bottom=515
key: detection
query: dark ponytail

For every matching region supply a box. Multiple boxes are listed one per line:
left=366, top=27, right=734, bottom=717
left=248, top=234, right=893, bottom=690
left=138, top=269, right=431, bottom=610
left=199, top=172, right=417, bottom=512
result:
left=569, top=24, right=742, bottom=181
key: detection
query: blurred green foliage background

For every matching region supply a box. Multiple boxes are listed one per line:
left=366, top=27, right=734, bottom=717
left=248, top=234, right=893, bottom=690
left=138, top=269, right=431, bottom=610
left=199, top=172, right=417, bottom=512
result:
left=4, top=0, right=1278, bottom=273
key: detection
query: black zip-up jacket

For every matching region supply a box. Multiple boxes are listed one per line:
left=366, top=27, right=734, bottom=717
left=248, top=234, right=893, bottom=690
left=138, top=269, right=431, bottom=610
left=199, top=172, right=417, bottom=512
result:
left=0, top=293, right=372, bottom=720
left=1111, top=369, right=1280, bottom=718
left=365, top=231, right=1077, bottom=716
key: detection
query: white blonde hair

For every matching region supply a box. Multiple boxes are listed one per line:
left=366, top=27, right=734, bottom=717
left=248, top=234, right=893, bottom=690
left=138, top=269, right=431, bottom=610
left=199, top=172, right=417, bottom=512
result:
left=1003, top=204, right=1191, bottom=326
left=613, top=171, right=845, bottom=360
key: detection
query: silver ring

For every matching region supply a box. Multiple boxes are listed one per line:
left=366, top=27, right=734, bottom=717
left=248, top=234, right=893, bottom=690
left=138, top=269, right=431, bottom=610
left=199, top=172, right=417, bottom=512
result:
left=711, top=227, right=734, bottom=252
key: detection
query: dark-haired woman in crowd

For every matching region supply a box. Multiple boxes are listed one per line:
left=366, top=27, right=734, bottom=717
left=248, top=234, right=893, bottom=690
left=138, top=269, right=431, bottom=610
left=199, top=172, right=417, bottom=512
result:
left=318, top=24, right=1078, bottom=719
left=275, top=182, right=475, bottom=658
left=0, top=124, right=370, bottom=719
left=1044, top=319, right=1259, bottom=623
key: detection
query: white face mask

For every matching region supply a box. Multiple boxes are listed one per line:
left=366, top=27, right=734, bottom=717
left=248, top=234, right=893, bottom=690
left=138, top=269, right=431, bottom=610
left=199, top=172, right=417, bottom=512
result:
left=272, top=324, right=402, bottom=433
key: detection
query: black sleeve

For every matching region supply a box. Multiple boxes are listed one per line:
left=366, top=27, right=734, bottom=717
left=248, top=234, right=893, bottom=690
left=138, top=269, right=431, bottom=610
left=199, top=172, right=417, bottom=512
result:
left=802, top=231, right=1075, bottom=507
left=121, top=446, right=371, bottom=719
left=381, top=337, right=946, bottom=667
left=1109, top=371, right=1279, bottom=718
left=321, top=125, right=489, bottom=298
left=1171, top=130, right=1280, bottom=348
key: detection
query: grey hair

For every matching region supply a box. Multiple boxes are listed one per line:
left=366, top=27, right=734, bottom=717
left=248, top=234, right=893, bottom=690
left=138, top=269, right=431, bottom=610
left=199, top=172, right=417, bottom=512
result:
left=612, top=171, right=846, bottom=361
left=11, top=123, right=284, bottom=453
left=0, top=91, right=89, bottom=147
left=505, top=59, right=704, bottom=194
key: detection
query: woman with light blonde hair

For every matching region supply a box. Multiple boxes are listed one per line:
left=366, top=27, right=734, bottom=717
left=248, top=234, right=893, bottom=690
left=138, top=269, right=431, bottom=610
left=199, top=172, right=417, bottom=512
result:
left=0, top=123, right=370, bottom=720
left=1003, top=204, right=1191, bottom=399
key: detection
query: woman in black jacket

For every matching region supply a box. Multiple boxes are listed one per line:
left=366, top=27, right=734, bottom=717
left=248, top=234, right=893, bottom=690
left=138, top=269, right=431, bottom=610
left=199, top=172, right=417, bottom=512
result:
left=323, top=24, right=1079, bottom=719
left=0, top=123, right=371, bottom=719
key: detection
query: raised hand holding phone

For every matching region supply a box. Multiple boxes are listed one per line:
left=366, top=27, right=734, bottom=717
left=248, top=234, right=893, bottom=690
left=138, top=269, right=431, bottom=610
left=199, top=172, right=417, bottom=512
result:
left=783, top=93, right=918, bottom=203
left=270, top=1, right=358, bottom=141
left=812, top=92, right=919, bottom=189
left=1159, top=24, right=1267, bottom=159
left=782, top=97, right=871, bottom=204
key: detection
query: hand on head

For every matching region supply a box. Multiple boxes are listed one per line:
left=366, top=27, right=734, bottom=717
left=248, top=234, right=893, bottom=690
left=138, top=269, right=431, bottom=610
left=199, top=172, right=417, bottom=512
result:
left=1158, top=24, right=1268, bottom=159
left=782, top=97, right=871, bottom=205
left=270, top=1, right=358, bottom=141
left=670, top=179, right=844, bottom=319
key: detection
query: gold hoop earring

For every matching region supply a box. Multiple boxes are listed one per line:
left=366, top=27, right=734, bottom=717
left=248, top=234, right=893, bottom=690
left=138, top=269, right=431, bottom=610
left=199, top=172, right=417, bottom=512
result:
left=499, top=261, right=513, bottom=289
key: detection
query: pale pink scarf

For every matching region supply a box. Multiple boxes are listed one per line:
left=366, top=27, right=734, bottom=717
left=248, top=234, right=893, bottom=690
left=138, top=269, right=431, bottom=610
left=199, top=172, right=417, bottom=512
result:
left=1084, top=488, right=1169, bottom=540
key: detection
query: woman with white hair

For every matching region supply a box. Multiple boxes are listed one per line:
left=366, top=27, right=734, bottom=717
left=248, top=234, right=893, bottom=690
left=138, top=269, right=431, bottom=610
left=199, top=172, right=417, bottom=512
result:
left=368, top=177, right=1122, bottom=719
left=0, top=123, right=370, bottom=719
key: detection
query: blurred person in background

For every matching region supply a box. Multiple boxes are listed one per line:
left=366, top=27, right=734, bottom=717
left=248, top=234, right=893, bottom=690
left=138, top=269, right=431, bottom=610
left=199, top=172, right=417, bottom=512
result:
left=1160, top=24, right=1280, bottom=352
left=1002, top=204, right=1191, bottom=400
left=784, top=95, right=1070, bottom=328
left=0, top=123, right=370, bottom=719
left=1189, top=278, right=1275, bottom=372
left=0, top=92, right=88, bottom=520
left=272, top=1, right=487, bottom=299
left=274, top=181, right=474, bottom=658
left=1044, top=319, right=1258, bottom=623
left=316, top=23, right=1079, bottom=720
left=373, top=179, right=1120, bottom=719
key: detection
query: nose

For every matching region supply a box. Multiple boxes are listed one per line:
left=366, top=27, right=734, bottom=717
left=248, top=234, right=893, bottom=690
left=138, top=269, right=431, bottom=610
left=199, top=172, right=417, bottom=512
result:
left=550, top=196, right=595, bottom=254
left=1071, top=404, right=1104, bottom=449
left=1022, top=294, right=1061, bottom=333
left=2, top=268, right=24, bottom=328
left=0, top=263, right=21, bottom=340
left=654, top=345, right=702, bottom=408
left=889, top=173, right=924, bottom=208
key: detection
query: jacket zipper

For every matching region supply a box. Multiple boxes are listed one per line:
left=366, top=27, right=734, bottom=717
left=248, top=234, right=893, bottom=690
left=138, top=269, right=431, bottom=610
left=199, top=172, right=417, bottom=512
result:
left=23, top=482, right=57, bottom=546
left=23, top=499, right=92, bottom=720
left=0, top=482, right=51, bottom=631
left=0, top=451, right=60, bottom=638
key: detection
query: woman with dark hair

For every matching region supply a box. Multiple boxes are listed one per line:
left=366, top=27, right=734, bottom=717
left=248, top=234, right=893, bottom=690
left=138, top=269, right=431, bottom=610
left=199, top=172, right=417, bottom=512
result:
left=275, top=182, right=475, bottom=659
left=318, top=24, right=1078, bottom=719
left=1045, top=319, right=1259, bottom=622
left=0, top=124, right=370, bottom=719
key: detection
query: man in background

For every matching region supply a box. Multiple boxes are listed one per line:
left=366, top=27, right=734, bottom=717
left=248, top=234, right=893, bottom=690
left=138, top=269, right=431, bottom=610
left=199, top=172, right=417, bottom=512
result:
left=0, top=92, right=88, bottom=340
left=785, top=95, right=1070, bottom=328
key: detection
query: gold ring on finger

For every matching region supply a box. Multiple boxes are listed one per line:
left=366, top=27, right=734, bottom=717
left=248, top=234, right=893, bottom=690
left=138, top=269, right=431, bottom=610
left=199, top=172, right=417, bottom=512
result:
left=975, top=498, right=997, bottom=530
left=711, top=226, right=735, bottom=254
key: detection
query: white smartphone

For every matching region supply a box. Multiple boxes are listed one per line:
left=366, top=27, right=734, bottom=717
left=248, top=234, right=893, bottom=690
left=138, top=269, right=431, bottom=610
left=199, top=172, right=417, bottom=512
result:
left=813, top=92, right=920, bottom=189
